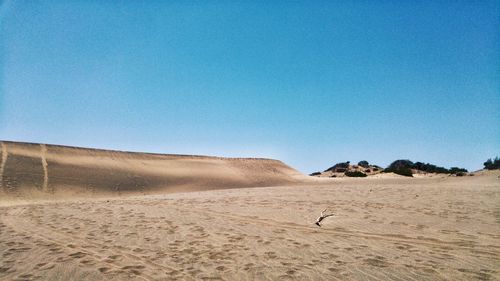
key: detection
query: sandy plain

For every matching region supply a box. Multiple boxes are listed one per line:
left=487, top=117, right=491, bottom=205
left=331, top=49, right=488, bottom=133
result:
left=0, top=141, right=499, bottom=280
left=1, top=173, right=499, bottom=280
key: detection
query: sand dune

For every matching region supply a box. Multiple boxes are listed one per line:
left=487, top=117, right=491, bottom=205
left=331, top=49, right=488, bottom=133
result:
left=0, top=141, right=307, bottom=201
left=1, top=141, right=499, bottom=280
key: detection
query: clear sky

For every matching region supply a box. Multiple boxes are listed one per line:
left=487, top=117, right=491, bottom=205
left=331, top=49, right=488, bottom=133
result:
left=0, top=1, right=498, bottom=173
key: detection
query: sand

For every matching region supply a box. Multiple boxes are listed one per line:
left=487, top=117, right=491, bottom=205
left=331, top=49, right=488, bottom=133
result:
left=0, top=141, right=499, bottom=280
left=0, top=173, right=498, bottom=280
left=0, top=141, right=308, bottom=201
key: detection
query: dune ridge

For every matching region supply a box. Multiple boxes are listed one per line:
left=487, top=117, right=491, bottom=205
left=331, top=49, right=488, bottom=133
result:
left=0, top=141, right=307, bottom=201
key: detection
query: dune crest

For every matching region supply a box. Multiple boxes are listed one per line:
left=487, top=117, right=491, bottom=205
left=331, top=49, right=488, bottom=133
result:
left=0, top=141, right=307, bottom=201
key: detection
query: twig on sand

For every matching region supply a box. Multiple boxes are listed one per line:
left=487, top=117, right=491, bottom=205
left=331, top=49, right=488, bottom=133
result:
left=315, top=209, right=334, bottom=227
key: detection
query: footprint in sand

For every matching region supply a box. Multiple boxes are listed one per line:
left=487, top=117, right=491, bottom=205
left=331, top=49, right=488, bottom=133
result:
left=98, top=267, right=111, bottom=273
left=265, top=251, right=277, bottom=259
left=363, top=256, right=390, bottom=267
left=69, top=251, right=87, bottom=259
left=215, top=265, right=226, bottom=271
left=121, top=265, right=146, bottom=276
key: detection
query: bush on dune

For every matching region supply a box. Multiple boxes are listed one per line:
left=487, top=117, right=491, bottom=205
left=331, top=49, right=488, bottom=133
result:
left=385, top=159, right=467, bottom=176
left=358, top=160, right=369, bottom=168
left=321, top=159, right=470, bottom=177
left=386, top=159, right=414, bottom=170
left=413, top=162, right=449, bottom=174
left=324, top=161, right=350, bottom=172
left=345, top=171, right=367, bottom=177
left=392, top=168, right=413, bottom=177
left=384, top=160, right=414, bottom=177
left=484, top=157, right=500, bottom=170
left=449, top=167, right=468, bottom=174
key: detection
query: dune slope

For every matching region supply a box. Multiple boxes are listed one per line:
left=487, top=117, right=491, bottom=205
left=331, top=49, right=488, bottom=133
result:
left=0, top=141, right=306, bottom=200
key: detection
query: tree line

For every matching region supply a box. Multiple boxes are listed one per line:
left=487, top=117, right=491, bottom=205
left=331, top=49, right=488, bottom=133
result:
left=312, top=157, right=500, bottom=177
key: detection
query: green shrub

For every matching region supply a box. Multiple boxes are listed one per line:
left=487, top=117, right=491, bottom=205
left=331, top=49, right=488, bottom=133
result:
left=385, top=160, right=414, bottom=177
left=393, top=168, right=413, bottom=177
left=324, top=161, right=350, bottom=172
left=484, top=157, right=500, bottom=170
left=387, top=159, right=413, bottom=170
left=412, top=161, right=448, bottom=173
left=345, top=171, right=367, bottom=177
left=358, top=160, right=369, bottom=168
left=387, top=159, right=468, bottom=175
left=449, top=167, right=468, bottom=174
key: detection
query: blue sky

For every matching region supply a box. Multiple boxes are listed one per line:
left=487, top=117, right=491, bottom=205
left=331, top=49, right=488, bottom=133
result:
left=0, top=1, right=498, bottom=173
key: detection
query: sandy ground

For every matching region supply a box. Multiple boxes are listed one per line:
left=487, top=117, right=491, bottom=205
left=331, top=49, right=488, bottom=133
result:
left=1, top=172, right=499, bottom=281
